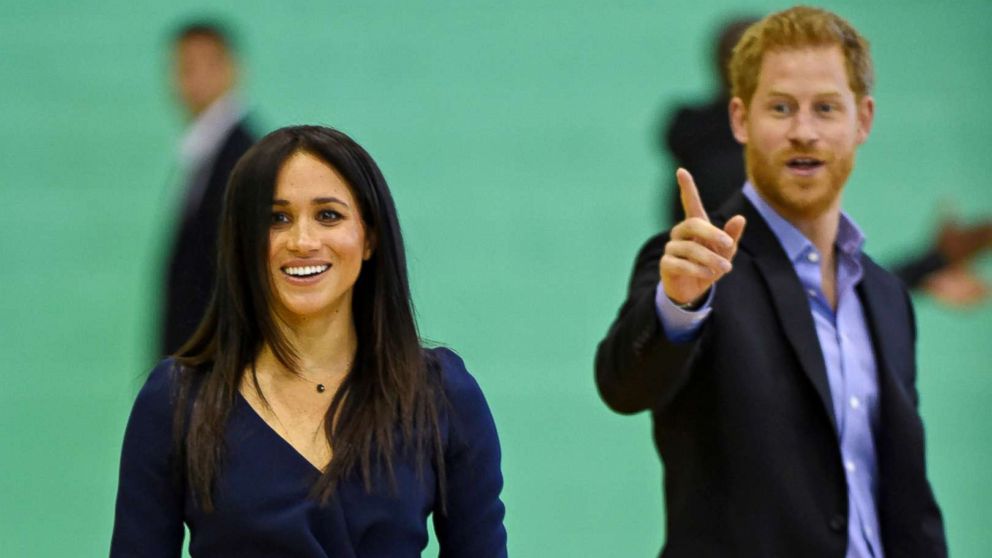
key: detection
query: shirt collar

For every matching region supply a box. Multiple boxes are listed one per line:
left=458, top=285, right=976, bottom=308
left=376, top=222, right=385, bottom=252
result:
left=742, top=181, right=865, bottom=263
left=179, top=93, right=245, bottom=168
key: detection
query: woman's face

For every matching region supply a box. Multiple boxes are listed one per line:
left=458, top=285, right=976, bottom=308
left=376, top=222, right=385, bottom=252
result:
left=267, top=151, right=372, bottom=324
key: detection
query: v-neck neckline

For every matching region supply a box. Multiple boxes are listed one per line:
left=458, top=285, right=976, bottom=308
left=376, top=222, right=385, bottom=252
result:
left=236, top=390, right=328, bottom=475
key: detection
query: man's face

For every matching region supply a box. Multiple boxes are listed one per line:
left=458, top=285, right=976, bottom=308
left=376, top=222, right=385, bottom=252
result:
left=172, top=35, right=235, bottom=118
left=730, top=46, right=874, bottom=223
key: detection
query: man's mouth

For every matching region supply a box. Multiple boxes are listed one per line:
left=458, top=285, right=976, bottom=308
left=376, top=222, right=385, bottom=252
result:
left=281, top=264, right=330, bottom=278
left=786, top=157, right=825, bottom=172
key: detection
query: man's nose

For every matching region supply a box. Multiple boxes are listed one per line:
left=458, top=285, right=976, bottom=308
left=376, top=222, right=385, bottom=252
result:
left=787, top=108, right=820, bottom=146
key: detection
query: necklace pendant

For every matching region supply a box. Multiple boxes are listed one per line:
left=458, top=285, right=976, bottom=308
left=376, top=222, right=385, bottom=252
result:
left=316, top=383, right=326, bottom=393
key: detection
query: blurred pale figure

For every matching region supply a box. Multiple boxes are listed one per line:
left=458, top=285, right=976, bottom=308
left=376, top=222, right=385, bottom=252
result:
left=161, top=21, right=256, bottom=356
left=173, top=27, right=237, bottom=117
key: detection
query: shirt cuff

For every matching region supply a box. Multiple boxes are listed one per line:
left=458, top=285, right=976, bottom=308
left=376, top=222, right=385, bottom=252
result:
left=655, top=282, right=714, bottom=342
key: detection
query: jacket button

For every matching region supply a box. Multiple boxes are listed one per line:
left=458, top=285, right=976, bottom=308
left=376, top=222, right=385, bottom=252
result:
left=829, top=514, right=846, bottom=532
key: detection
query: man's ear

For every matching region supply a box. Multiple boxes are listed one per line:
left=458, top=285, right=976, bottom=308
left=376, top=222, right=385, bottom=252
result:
left=729, top=97, right=749, bottom=144
left=856, top=95, right=875, bottom=145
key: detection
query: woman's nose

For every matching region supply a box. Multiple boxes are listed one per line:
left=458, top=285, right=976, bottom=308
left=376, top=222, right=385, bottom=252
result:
left=287, top=220, right=320, bottom=252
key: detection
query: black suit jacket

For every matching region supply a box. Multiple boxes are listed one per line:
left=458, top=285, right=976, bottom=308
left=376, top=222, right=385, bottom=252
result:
left=161, top=120, right=255, bottom=356
left=595, top=193, right=946, bottom=557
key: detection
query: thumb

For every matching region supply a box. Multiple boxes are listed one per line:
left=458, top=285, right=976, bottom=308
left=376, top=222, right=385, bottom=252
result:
left=724, top=215, right=747, bottom=245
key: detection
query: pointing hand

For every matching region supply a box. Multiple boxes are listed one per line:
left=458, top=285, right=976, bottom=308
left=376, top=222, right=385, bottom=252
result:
left=660, top=168, right=746, bottom=306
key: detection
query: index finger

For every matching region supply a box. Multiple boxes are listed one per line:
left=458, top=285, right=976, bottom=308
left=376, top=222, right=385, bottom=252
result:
left=676, top=168, right=709, bottom=223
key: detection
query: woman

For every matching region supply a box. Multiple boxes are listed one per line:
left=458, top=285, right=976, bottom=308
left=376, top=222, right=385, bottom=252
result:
left=111, top=126, right=507, bottom=557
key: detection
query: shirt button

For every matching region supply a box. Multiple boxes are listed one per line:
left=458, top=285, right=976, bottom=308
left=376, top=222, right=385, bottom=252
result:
left=850, top=396, right=861, bottom=409
left=807, top=252, right=820, bottom=263
left=845, top=460, right=856, bottom=473
left=829, top=514, right=846, bottom=532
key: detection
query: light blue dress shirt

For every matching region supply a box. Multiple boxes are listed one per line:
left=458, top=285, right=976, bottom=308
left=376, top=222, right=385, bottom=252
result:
left=656, top=183, right=884, bottom=558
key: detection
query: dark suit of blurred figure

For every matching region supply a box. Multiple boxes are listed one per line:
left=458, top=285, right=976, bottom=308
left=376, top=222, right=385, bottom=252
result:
left=661, top=18, right=992, bottom=307
left=162, top=23, right=255, bottom=356
left=661, top=18, right=754, bottom=228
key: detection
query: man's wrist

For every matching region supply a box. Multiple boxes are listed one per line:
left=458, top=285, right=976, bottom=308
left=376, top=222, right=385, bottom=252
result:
left=672, top=294, right=706, bottom=312
left=655, top=283, right=713, bottom=343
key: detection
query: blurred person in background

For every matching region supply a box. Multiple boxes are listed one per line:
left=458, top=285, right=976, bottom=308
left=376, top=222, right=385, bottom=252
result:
left=599, top=7, right=947, bottom=556
left=113, top=126, right=507, bottom=556
left=162, top=20, right=256, bottom=356
left=660, top=17, right=755, bottom=228
left=660, top=16, right=992, bottom=308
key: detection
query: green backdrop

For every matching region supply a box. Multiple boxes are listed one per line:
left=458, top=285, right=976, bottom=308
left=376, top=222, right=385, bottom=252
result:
left=2, top=1, right=989, bottom=556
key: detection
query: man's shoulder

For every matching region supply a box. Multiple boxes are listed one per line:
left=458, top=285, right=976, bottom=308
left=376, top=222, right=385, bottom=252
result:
left=207, top=118, right=256, bottom=179
left=222, top=118, right=256, bottom=152
left=860, top=252, right=908, bottom=294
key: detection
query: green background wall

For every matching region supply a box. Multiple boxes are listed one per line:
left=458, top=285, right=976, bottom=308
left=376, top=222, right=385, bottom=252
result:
left=2, top=1, right=989, bottom=556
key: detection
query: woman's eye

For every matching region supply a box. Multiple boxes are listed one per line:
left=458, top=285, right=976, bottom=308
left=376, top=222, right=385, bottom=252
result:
left=318, top=209, right=342, bottom=222
left=271, top=212, right=290, bottom=225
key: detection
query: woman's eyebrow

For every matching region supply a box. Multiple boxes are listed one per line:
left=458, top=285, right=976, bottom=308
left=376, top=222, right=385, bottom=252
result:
left=313, top=197, right=349, bottom=206
left=270, top=197, right=349, bottom=206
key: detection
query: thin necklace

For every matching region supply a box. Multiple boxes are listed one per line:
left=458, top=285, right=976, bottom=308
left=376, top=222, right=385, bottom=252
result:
left=289, top=371, right=330, bottom=393
left=294, top=360, right=353, bottom=394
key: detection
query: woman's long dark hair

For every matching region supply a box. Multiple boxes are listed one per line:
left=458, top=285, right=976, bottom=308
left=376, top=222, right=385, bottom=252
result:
left=173, top=125, right=445, bottom=511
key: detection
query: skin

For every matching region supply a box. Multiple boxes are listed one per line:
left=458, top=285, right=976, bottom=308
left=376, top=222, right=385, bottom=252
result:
left=661, top=169, right=746, bottom=307
left=663, top=46, right=874, bottom=310
left=241, top=151, right=374, bottom=470
left=172, top=34, right=236, bottom=118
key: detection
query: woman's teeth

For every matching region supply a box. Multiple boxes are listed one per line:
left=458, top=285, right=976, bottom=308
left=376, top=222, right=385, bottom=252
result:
left=283, top=264, right=330, bottom=277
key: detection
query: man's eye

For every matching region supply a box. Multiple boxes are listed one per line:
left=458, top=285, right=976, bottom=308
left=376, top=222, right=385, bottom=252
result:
left=271, top=212, right=290, bottom=225
left=771, top=103, right=791, bottom=115
left=816, top=103, right=836, bottom=114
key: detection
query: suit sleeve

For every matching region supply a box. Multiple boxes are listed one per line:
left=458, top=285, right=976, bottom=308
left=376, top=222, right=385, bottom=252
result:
left=109, top=361, right=185, bottom=557
left=432, top=349, right=507, bottom=558
left=594, top=232, right=701, bottom=414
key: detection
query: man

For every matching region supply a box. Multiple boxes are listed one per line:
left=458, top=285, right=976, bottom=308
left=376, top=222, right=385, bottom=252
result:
left=660, top=17, right=992, bottom=305
left=596, top=7, right=946, bottom=557
left=162, top=22, right=256, bottom=356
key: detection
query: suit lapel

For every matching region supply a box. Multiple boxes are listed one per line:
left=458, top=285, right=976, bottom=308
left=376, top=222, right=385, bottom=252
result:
left=857, top=265, right=899, bottom=391
left=718, top=193, right=838, bottom=433
left=856, top=260, right=915, bottom=418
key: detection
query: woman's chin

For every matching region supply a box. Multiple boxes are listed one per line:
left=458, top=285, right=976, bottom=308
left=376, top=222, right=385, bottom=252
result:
left=274, top=295, right=351, bottom=324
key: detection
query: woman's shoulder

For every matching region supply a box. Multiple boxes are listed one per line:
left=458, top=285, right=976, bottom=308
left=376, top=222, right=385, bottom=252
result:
left=425, top=347, right=486, bottom=405
left=130, top=358, right=189, bottom=420
left=424, top=347, right=499, bottom=444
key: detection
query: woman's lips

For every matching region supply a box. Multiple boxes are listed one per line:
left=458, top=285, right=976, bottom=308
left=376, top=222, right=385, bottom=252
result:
left=280, top=263, right=331, bottom=284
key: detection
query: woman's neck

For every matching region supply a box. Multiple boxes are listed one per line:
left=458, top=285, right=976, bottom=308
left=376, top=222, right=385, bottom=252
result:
left=259, top=305, right=358, bottom=384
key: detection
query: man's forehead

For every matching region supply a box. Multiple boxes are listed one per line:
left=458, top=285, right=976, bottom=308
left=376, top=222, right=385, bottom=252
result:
left=760, top=44, right=845, bottom=67
left=176, top=34, right=229, bottom=56
left=754, top=46, right=852, bottom=93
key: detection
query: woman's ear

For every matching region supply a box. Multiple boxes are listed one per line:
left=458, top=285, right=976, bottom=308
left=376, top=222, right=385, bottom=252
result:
left=363, top=230, right=376, bottom=261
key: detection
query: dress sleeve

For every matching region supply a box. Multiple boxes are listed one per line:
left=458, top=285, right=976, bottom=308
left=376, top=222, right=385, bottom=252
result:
left=431, top=349, right=507, bottom=558
left=109, top=360, right=185, bottom=557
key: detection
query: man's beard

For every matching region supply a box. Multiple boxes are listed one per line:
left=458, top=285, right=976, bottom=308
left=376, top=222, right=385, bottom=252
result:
left=745, top=143, right=854, bottom=222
